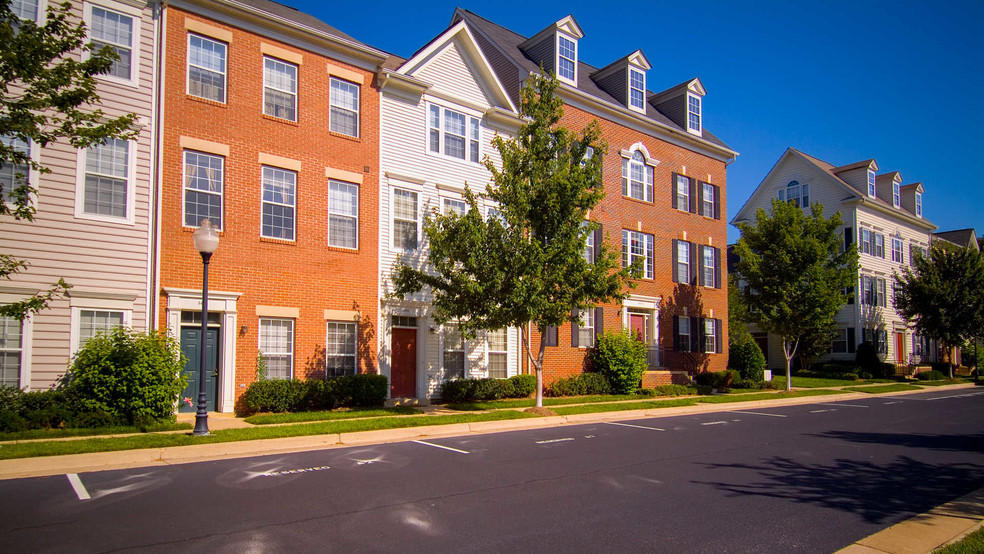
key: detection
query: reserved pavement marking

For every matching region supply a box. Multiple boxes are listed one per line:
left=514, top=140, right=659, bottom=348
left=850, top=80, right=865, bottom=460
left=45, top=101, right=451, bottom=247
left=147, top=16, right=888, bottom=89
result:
left=730, top=410, right=788, bottom=418
left=535, top=437, right=575, bottom=444
left=604, top=421, right=665, bottom=432
left=926, top=391, right=984, bottom=401
left=66, top=473, right=90, bottom=500
left=701, top=421, right=728, bottom=426
left=261, top=465, right=331, bottom=477
left=819, top=403, right=869, bottom=408
left=412, top=440, right=469, bottom=454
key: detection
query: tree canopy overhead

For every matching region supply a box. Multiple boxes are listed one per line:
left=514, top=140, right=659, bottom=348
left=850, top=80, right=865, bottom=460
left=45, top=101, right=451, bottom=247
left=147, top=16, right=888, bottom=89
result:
left=0, top=0, right=137, bottom=319
left=734, top=199, right=858, bottom=389
left=392, top=72, right=634, bottom=407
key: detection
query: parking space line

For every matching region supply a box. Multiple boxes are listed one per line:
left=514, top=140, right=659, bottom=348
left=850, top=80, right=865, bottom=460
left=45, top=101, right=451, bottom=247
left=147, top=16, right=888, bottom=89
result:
left=883, top=401, right=902, bottom=405
left=66, top=473, right=90, bottom=500
left=701, top=421, right=728, bottom=426
left=730, top=410, right=787, bottom=418
left=926, top=392, right=984, bottom=401
left=819, top=403, right=869, bottom=408
left=809, top=409, right=831, bottom=414
left=604, top=421, right=665, bottom=432
left=412, top=440, right=469, bottom=454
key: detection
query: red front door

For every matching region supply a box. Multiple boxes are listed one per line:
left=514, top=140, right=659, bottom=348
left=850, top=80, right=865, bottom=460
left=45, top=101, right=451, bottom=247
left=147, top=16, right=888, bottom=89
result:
left=629, top=314, right=646, bottom=342
left=895, top=333, right=905, bottom=364
left=391, top=327, right=417, bottom=398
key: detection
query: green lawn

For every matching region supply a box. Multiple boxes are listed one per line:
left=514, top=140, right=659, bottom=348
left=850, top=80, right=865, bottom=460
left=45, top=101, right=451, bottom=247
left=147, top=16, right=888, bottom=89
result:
left=841, top=384, right=923, bottom=394
left=445, top=393, right=660, bottom=411
left=934, top=526, right=984, bottom=554
left=245, top=406, right=423, bottom=425
left=0, top=422, right=192, bottom=442
left=913, top=378, right=974, bottom=387
left=771, top=376, right=890, bottom=388
left=696, top=390, right=844, bottom=403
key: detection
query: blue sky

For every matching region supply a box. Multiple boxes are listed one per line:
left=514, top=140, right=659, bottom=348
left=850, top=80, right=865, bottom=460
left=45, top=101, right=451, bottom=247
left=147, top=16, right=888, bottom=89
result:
left=290, top=0, right=984, bottom=243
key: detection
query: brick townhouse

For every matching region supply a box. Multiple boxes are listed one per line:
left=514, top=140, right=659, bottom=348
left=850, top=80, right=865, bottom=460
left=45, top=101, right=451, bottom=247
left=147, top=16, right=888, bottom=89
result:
left=157, top=0, right=387, bottom=412
left=453, top=10, right=738, bottom=385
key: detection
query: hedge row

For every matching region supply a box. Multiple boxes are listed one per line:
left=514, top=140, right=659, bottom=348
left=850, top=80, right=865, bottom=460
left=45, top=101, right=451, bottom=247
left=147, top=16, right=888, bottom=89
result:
left=439, top=375, right=537, bottom=403
left=544, top=373, right=611, bottom=397
left=239, top=374, right=388, bottom=414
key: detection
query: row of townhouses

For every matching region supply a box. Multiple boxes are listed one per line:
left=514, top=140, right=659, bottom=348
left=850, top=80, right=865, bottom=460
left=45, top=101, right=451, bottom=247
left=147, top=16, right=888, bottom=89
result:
left=1, top=0, right=736, bottom=410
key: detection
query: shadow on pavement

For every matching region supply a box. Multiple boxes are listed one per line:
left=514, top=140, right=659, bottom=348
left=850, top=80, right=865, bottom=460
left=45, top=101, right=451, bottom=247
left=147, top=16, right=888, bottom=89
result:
left=810, top=430, right=984, bottom=454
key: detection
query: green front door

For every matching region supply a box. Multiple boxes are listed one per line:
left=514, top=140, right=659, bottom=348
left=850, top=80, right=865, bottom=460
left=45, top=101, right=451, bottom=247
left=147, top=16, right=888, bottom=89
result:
left=179, top=327, right=219, bottom=412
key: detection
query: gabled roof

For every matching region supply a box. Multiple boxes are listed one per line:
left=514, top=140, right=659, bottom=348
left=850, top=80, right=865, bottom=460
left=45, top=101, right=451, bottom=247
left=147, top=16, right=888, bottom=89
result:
left=900, top=182, right=924, bottom=193
left=593, top=49, right=652, bottom=78
left=933, top=229, right=979, bottom=250
left=832, top=159, right=878, bottom=174
left=451, top=9, right=734, bottom=158
left=648, top=78, right=706, bottom=104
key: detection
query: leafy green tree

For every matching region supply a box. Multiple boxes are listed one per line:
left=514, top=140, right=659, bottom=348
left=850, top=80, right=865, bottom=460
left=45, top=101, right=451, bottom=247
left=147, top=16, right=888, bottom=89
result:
left=727, top=279, right=749, bottom=344
left=392, top=72, right=634, bottom=407
left=0, top=0, right=137, bottom=319
left=894, top=241, right=984, bottom=377
left=735, top=199, right=858, bottom=390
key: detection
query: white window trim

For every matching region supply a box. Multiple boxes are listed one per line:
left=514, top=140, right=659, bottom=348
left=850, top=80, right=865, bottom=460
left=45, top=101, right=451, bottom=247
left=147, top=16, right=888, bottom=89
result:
left=686, top=92, right=702, bottom=135
left=623, top=229, right=655, bottom=280
left=258, top=317, right=294, bottom=380
left=867, top=169, right=877, bottom=198
left=701, top=245, right=716, bottom=288
left=392, top=186, right=420, bottom=252
left=441, top=195, right=467, bottom=216
left=327, top=179, right=359, bottom=250
left=704, top=319, right=717, bottom=353
left=0, top=309, right=33, bottom=390
left=69, top=305, right=132, bottom=356
left=426, top=101, right=482, bottom=165
left=329, top=76, right=360, bottom=138
left=677, top=240, right=691, bottom=283
left=259, top=165, right=297, bottom=241
left=186, top=32, right=227, bottom=103
left=556, top=32, right=577, bottom=85
left=263, top=56, right=298, bottom=122
left=621, top=148, right=655, bottom=203
left=1, top=136, right=41, bottom=213
left=181, top=149, right=224, bottom=231
left=578, top=308, right=595, bottom=348
left=74, top=141, right=136, bottom=225
left=701, top=182, right=716, bottom=217
left=627, top=67, right=646, bottom=113
left=915, top=192, right=923, bottom=217
left=83, top=0, right=142, bottom=87
left=441, top=323, right=468, bottom=378
left=678, top=317, right=691, bottom=353
left=325, top=320, right=358, bottom=377
left=12, top=0, right=48, bottom=24
left=892, top=181, right=901, bottom=208
left=485, top=328, right=509, bottom=378
left=676, top=174, right=691, bottom=212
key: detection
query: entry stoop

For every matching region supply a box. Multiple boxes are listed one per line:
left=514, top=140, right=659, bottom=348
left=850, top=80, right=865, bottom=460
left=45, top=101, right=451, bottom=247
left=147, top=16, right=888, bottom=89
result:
left=385, top=397, right=431, bottom=407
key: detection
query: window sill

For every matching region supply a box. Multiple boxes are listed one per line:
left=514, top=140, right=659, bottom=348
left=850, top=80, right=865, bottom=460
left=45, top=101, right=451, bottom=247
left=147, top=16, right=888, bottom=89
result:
left=262, top=113, right=299, bottom=126
left=260, top=236, right=296, bottom=245
left=181, top=224, right=225, bottom=235
left=621, top=195, right=654, bottom=206
left=186, top=94, right=227, bottom=108
left=326, top=245, right=359, bottom=254
left=329, top=130, right=360, bottom=142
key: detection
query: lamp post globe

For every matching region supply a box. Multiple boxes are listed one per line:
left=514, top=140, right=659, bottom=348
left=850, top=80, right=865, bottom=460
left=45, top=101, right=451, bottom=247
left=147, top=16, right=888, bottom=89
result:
left=192, top=219, right=218, bottom=436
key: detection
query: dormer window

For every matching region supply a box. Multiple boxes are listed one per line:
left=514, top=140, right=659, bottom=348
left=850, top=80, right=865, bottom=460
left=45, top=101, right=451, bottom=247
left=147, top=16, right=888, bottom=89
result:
left=629, top=68, right=646, bottom=112
left=867, top=169, right=876, bottom=197
left=557, top=34, right=577, bottom=83
left=915, top=192, right=923, bottom=217
left=892, top=181, right=900, bottom=208
left=687, top=93, right=701, bottom=134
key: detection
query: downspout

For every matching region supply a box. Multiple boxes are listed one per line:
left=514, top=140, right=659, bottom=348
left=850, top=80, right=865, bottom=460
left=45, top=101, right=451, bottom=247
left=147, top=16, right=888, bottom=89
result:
left=148, top=0, right=168, bottom=331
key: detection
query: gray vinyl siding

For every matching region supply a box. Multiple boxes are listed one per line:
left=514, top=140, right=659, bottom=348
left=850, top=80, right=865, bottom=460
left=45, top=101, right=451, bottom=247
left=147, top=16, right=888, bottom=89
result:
left=521, top=35, right=555, bottom=74
left=655, top=94, right=687, bottom=130
left=594, top=68, right=627, bottom=107
left=472, top=29, right=521, bottom=106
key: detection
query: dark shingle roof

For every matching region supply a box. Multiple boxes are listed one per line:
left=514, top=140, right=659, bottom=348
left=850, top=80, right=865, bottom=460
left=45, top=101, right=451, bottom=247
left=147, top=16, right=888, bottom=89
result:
left=454, top=9, right=732, bottom=153
left=934, top=229, right=978, bottom=249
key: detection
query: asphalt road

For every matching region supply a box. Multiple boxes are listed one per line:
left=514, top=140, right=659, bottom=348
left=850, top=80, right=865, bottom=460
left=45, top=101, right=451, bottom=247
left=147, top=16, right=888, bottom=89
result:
left=1, top=388, right=983, bottom=553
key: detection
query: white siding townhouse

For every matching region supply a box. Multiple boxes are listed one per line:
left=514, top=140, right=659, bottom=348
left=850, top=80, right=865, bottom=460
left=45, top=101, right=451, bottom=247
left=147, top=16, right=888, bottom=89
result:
left=376, top=21, right=526, bottom=400
left=732, top=147, right=938, bottom=369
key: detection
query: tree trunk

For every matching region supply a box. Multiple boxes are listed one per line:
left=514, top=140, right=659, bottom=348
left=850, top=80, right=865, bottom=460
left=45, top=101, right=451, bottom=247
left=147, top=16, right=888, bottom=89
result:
left=782, top=337, right=798, bottom=392
left=520, top=325, right=546, bottom=408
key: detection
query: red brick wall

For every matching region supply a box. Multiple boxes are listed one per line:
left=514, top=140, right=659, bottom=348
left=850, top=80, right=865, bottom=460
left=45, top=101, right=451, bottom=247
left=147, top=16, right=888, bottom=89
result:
left=525, top=104, right=730, bottom=383
left=159, top=10, right=380, bottom=402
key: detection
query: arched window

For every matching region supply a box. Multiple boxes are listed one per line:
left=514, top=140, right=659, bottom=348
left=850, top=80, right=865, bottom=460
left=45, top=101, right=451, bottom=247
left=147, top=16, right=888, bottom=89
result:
left=622, top=150, right=653, bottom=202
left=777, top=180, right=809, bottom=207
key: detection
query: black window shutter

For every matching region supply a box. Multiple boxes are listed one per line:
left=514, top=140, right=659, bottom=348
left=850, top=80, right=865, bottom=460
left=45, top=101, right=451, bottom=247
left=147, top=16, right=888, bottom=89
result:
left=715, top=319, right=723, bottom=353
left=594, top=307, right=604, bottom=337
left=571, top=309, right=579, bottom=348
left=845, top=227, right=853, bottom=250
left=713, top=185, right=721, bottom=220
left=695, top=317, right=705, bottom=353
left=689, top=178, right=698, bottom=214
left=846, top=286, right=855, bottom=305
left=593, top=226, right=603, bottom=260
left=689, top=242, right=698, bottom=285
left=673, top=316, right=680, bottom=350
left=714, top=247, right=721, bottom=289
left=847, top=328, right=856, bottom=353
left=671, top=239, right=679, bottom=283
left=671, top=173, right=679, bottom=210
left=544, top=326, right=557, bottom=347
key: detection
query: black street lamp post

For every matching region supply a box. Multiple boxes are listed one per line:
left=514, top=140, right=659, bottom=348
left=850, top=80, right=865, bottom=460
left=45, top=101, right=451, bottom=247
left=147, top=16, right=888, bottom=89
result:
left=192, top=219, right=218, bottom=436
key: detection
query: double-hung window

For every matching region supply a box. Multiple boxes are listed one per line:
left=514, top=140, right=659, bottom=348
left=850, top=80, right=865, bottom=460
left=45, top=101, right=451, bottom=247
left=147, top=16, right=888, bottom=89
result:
left=89, top=5, right=136, bottom=83
left=428, top=105, right=480, bottom=163
left=0, top=316, right=24, bottom=388
left=915, top=192, right=923, bottom=217
left=582, top=221, right=594, bottom=264
left=621, top=151, right=652, bottom=202
left=701, top=182, right=716, bottom=217
left=183, top=150, right=223, bottom=228
left=78, top=310, right=124, bottom=348
left=393, top=188, right=418, bottom=250
left=780, top=180, right=809, bottom=208
left=188, top=34, right=227, bottom=102
left=443, top=198, right=466, bottom=216
left=263, top=57, right=297, bottom=121
left=327, top=180, right=358, bottom=249
left=675, top=174, right=691, bottom=211
left=578, top=309, right=595, bottom=348
left=259, top=318, right=294, bottom=379
left=701, top=245, right=716, bottom=288
left=677, top=317, right=691, bottom=352
left=329, top=77, right=359, bottom=137
left=831, top=328, right=849, bottom=353
left=10, top=0, right=39, bottom=21
left=557, top=34, right=576, bottom=82
left=874, top=233, right=884, bottom=258
left=892, top=182, right=901, bottom=208
left=325, top=321, right=356, bottom=377
left=487, top=328, right=508, bottom=379
left=261, top=166, right=296, bottom=240
left=867, top=169, right=876, bottom=197
left=628, top=68, right=645, bottom=111
left=860, top=228, right=871, bottom=255
left=892, top=236, right=904, bottom=263
left=83, top=138, right=130, bottom=220
left=1, top=135, right=30, bottom=206
left=704, top=319, right=717, bottom=353
left=675, top=241, right=691, bottom=283
left=687, top=93, right=701, bottom=133
left=861, top=275, right=887, bottom=307
left=443, top=324, right=465, bottom=379
left=622, top=230, right=654, bottom=279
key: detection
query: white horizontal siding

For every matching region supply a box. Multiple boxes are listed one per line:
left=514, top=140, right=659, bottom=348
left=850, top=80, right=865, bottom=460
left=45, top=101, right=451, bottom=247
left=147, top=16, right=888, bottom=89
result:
left=416, top=39, right=491, bottom=109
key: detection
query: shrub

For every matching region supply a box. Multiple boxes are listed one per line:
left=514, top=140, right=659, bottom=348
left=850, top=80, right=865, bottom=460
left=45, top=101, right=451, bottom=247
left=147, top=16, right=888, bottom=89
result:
left=62, top=328, right=187, bottom=425
left=634, top=387, right=657, bottom=397
left=342, top=374, right=388, bottom=407
left=545, top=373, right=612, bottom=397
left=440, top=379, right=477, bottom=403
left=590, top=331, right=648, bottom=394
left=545, top=376, right=581, bottom=397
left=509, top=375, right=537, bottom=398
left=473, top=378, right=510, bottom=401
left=694, top=371, right=736, bottom=391
left=653, top=384, right=695, bottom=397
left=916, top=370, right=946, bottom=381
left=302, top=378, right=345, bottom=411
left=240, top=379, right=307, bottom=413
left=578, top=372, right=612, bottom=395
left=729, top=335, right=766, bottom=381
left=695, top=385, right=713, bottom=395
left=855, top=341, right=882, bottom=375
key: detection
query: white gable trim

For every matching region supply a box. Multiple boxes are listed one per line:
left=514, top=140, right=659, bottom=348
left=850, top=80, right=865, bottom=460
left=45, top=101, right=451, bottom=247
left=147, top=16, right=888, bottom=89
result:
left=398, top=21, right=517, bottom=112
left=687, top=77, right=707, bottom=96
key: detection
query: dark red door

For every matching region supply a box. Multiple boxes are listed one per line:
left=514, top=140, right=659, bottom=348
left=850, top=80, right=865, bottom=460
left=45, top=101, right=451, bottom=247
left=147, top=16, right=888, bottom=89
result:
left=895, top=333, right=905, bottom=365
left=391, top=328, right=417, bottom=398
left=630, top=314, right=646, bottom=342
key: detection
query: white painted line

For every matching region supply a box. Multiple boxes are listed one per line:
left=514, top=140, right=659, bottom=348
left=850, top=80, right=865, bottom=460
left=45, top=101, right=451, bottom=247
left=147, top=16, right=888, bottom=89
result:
left=926, top=391, right=984, bottom=401
left=604, top=421, right=665, bottom=432
left=883, top=401, right=901, bottom=405
left=809, top=409, right=831, bottom=414
left=819, top=403, right=869, bottom=408
left=260, top=465, right=331, bottom=477
left=535, top=437, right=575, bottom=444
left=730, top=410, right=788, bottom=418
left=701, top=421, right=728, bottom=426
left=412, top=440, right=469, bottom=454
left=66, top=473, right=90, bottom=500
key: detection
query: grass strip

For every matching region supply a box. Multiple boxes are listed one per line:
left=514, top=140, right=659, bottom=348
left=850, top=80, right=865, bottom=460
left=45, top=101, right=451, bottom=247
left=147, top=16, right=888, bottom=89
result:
left=934, top=525, right=984, bottom=554
left=697, top=390, right=845, bottom=403
left=0, top=411, right=537, bottom=461
left=910, top=378, right=974, bottom=387
left=552, top=398, right=697, bottom=416
left=245, top=406, right=423, bottom=425
left=772, top=376, right=889, bottom=388
left=446, top=393, right=667, bottom=411
left=841, top=384, right=923, bottom=394
left=0, top=422, right=192, bottom=442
